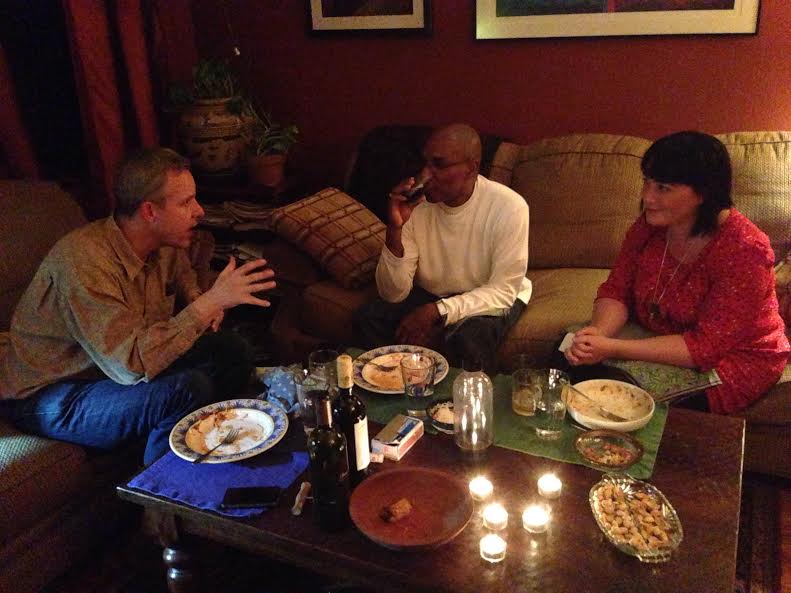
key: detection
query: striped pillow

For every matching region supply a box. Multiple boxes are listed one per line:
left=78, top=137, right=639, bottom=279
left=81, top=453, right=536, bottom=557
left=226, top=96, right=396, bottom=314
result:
left=269, top=188, right=385, bottom=289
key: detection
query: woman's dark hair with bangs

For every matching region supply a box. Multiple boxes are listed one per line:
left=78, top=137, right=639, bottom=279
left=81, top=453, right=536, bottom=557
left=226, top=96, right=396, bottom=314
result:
left=641, top=131, right=733, bottom=236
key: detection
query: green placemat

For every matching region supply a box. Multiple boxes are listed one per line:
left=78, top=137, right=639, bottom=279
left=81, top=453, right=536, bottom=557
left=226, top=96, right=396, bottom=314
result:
left=349, top=348, right=669, bottom=479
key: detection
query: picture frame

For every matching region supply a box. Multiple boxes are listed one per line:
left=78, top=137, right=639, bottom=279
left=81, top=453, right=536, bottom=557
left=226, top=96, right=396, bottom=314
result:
left=309, top=0, right=431, bottom=34
left=475, top=0, right=760, bottom=39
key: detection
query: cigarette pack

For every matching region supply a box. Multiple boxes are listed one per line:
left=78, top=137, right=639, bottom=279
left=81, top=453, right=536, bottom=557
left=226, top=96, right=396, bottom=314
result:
left=371, top=414, right=424, bottom=461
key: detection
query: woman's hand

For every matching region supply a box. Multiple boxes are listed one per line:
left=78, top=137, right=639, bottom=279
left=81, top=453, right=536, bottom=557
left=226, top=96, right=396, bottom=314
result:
left=565, top=326, right=611, bottom=366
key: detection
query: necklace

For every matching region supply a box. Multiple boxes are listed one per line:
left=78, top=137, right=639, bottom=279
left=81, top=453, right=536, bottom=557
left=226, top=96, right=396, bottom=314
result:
left=649, top=237, right=690, bottom=321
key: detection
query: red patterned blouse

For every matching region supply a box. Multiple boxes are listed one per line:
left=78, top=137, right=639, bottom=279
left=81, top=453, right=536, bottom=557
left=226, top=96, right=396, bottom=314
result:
left=597, top=210, right=790, bottom=413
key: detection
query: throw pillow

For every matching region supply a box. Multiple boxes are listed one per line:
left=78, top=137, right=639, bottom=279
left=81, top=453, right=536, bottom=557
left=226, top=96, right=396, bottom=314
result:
left=268, top=188, right=385, bottom=289
left=776, top=251, right=791, bottom=334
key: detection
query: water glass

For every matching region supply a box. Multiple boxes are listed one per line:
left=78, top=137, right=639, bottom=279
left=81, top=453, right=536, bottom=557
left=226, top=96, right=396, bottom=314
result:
left=512, top=368, right=542, bottom=417
left=400, top=353, right=435, bottom=416
left=534, top=369, right=570, bottom=440
left=308, top=349, right=338, bottom=394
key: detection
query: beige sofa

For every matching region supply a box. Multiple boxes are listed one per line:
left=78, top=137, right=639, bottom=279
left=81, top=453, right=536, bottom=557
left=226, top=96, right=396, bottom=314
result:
left=265, top=130, right=791, bottom=478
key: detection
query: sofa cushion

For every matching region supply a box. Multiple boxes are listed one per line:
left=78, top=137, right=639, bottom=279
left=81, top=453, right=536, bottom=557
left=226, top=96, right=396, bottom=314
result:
left=716, top=132, right=791, bottom=263
left=0, top=181, right=86, bottom=331
left=269, top=188, right=385, bottom=289
left=301, top=280, right=379, bottom=345
left=0, top=419, right=90, bottom=541
left=776, top=251, right=791, bottom=333
left=493, top=134, right=650, bottom=270
left=498, top=268, right=610, bottom=370
left=737, top=377, right=791, bottom=426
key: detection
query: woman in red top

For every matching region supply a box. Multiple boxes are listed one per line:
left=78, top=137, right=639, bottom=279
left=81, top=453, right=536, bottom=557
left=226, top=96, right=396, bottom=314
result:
left=565, top=131, right=789, bottom=413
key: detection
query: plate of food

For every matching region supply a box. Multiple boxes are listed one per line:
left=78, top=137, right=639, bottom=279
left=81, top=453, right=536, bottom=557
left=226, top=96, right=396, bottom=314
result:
left=169, top=399, right=288, bottom=463
left=589, top=473, right=683, bottom=563
left=353, top=345, right=449, bottom=394
left=575, top=429, right=644, bottom=472
left=566, top=379, right=655, bottom=432
left=349, top=468, right=473, bottom=550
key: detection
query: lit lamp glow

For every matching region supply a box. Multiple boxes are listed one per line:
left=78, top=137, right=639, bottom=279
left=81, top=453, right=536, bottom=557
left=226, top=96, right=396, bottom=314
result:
left=482, top=503, right=508, bottom=531
left=469, top=476, right=493, bottom=501
left=479, top=533, right=507, bottom=563
left=537, top=473, right=562, bottom=499
left=522, top=504, right=550, bottom=534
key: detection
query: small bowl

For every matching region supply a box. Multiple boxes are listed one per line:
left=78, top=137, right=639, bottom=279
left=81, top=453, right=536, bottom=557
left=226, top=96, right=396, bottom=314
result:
left=566, top=379, right=655, bottom=432
left=427, top=398, right=454, bottom=434
left=575, top=429, right=644, bottom=472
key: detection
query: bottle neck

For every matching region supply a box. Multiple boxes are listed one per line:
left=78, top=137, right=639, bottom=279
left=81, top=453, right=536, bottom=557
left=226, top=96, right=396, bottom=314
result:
left=316, top=396, right=334, bottom=427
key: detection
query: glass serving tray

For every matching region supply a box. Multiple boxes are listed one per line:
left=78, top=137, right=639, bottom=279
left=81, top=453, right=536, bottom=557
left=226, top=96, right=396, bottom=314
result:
left=589, top=473, right=683, bottom=563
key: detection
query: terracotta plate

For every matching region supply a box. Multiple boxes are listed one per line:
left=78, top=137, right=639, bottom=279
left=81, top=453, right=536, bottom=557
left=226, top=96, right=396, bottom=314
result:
left=349, top=468, right=473, bottom=550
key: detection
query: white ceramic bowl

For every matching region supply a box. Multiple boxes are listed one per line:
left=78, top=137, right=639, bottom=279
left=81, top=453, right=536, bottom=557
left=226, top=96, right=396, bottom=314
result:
left=566, top=379, right=655, bottom=432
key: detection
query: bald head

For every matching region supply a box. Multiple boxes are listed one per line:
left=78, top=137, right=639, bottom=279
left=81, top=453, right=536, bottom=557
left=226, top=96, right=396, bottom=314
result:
left=429, top=124, right=482, bottom=169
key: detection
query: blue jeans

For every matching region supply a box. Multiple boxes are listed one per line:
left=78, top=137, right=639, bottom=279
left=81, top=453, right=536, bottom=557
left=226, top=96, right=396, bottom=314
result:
left=9, top=330, right=253, bottom=465
left=353, top=287, right=525, bottom=375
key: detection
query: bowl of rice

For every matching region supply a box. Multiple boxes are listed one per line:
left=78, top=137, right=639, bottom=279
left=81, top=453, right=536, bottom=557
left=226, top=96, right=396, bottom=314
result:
left=566, top=379, right=655, bottom=432
left=427, top=398, right=454, bottom=434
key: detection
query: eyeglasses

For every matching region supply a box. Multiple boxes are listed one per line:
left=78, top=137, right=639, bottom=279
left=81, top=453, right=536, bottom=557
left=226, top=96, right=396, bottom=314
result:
left=422, top=157, right=469, bottom=172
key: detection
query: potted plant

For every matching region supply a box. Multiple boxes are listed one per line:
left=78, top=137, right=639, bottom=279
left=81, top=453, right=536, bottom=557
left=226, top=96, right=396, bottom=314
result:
left=170, top=59, right=247, bottom=177
left=243, top=105, right=299, bottom=188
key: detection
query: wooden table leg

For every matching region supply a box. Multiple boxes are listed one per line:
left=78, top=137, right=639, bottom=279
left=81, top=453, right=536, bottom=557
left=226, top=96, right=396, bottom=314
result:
left=162, top=545, right=199, bottom=593
left=146, top=508, right=202, bottom=593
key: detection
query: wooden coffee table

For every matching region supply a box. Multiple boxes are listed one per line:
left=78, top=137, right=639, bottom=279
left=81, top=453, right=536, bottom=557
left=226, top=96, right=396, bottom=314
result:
left=118, top=408, right=744, bottom=593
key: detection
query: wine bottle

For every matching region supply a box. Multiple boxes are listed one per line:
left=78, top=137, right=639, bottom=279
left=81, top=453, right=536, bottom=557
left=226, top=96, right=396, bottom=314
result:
left=307, top=395, right=350, bottom=531
left=332, top=354, right=370, bottom=488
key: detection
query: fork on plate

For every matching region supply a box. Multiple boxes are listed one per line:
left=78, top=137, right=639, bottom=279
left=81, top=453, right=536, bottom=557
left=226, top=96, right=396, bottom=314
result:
left=192, top=427, right=240, bottom=464
left=366, top=361, right=399, bottom=373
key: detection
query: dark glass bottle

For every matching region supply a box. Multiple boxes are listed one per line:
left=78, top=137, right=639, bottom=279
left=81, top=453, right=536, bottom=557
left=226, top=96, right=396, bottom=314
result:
left=332, top=354, right=370, bottom=488
left=307, top=395, right=350, bottom=531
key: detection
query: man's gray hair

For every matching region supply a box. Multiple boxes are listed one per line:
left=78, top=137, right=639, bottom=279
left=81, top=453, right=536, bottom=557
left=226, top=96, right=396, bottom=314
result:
left=114, top=147, right=191, bottom=217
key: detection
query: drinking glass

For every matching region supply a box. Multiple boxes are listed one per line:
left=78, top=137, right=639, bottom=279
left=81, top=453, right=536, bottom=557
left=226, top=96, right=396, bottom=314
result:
left=534, top=369, right=570, bottom=440
left=308, top=349, right=339, bottom=393
left=400, top=353, right=435, bottom=416
left=512, top=368, right=542, bottom=417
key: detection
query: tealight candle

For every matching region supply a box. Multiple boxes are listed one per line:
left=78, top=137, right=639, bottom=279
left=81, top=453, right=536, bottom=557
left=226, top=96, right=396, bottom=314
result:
left=469, top=476, right=493, bottom=501
left=482, top=503, right=508, bottom=531
left=479, top=533, right=507, bottom=563
left=537, top=473, right=562, bottom=499
left=522, top=504, right=551, bottom=533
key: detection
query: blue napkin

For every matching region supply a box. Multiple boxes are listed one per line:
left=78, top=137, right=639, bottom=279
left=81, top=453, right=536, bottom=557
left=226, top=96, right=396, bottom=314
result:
left=127, top=451, right=309, bottom=518
left=260, top=367, right=300, bottom=414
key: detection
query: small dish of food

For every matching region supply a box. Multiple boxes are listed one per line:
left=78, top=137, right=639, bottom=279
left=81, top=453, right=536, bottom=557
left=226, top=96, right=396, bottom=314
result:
left=589, top=473, right=683, bottom=563
left=426, top=398, right=454, bottom=434
left=566, top=379, right=655, bottom=432
left=575, top=429, right=644, bottom=472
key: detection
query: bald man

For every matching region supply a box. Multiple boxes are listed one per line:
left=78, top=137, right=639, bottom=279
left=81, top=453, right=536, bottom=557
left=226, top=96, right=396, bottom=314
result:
left=354, top=124, right=531, bottom=373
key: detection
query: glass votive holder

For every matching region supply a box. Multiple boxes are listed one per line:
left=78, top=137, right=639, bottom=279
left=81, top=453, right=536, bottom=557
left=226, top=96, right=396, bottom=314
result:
left=469, top=476, right=493, bottom=502
left=482, top=503, right=508, bottom=531
left=480, top=533, right=507, bottom=563
left=537, top=473, right=562, bottom=499
left=522, top=503, right=551, bottom=534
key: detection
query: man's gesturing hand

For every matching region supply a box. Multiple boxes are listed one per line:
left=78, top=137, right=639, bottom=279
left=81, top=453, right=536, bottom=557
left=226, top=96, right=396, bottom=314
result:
left=193, top=257, right=276, bottom=324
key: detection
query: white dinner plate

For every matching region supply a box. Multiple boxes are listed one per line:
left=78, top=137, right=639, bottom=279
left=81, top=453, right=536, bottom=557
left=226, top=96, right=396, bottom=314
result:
left=169, top=399, right=288, bottom=463
left=353, top=345, right=449, bottom=394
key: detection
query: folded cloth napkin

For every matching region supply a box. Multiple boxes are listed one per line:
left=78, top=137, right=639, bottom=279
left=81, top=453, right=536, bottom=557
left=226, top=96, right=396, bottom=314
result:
left=127, top=451, right=309, bottom=518
left=259, top=366, right=301, bottom=414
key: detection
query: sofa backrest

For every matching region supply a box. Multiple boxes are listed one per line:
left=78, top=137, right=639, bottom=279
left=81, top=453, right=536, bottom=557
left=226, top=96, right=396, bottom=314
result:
left=0, top=181, right=86, bottom=331
left=491, top=131, right=791, bottom=270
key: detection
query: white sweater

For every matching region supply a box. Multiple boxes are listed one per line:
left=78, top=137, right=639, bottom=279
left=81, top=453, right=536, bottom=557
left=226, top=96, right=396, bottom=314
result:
left=376, top=175, right=531, bottom=326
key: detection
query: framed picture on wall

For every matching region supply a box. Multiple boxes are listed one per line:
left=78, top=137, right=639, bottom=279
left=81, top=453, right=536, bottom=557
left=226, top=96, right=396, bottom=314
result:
left=475, top=0, right=760, bottom=39
left=309, top=0, right=431, bottom=34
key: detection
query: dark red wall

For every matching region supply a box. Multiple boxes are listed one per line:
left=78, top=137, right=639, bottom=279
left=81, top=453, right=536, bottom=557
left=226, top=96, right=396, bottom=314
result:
left=192, top=2, right=791, bottom=188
